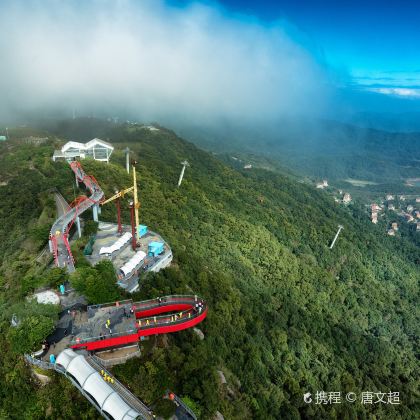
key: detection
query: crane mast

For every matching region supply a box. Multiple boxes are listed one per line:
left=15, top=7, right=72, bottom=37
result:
left=132, top=164, right=140, bottom=240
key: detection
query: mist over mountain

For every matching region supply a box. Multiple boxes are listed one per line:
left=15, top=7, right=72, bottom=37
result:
left=0, top=0, right=331, bottom=125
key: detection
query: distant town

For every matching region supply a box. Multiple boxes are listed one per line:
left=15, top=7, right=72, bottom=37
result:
left=314, top=179, right=419, bottom=236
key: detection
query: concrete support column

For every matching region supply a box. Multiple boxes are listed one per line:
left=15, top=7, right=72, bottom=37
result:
left=93, top=204, right=99, bottom=222
left=76, top=217, right=82, bottom=238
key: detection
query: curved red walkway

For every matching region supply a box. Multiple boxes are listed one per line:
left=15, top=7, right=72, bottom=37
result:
left=70, top=296, right=207, bottom=351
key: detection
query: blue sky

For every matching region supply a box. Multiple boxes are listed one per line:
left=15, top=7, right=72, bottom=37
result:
left=170, top=0, right=420, bottom=104
left=217, top=1, right=420, bottom=83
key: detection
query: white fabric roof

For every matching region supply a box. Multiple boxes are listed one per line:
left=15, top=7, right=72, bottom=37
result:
left=86, top=138, right=114, bottom=150
left=100, top=232, right=132, bottom=255
left=61, top=139, right=114, bottom=153
left=55, top=349, right=140, bottom=420
left=120, top=251, right=146, bottom=276
left=61, top=141, right=85, bottom=152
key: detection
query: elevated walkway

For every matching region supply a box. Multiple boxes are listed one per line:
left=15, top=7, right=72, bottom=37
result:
left=49, top=161, right=104, bottom=272
left=25, top=351, right=154, bottom=420
left=70, top=295, right=207, bottom=352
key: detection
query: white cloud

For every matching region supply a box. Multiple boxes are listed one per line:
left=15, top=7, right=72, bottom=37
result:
left=367, top=87, right=420, bottom=98
left=0, top=0, right=330, bottom=122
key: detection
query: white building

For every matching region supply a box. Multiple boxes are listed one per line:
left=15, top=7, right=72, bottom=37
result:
left=343, top=193, right=352, bottom=204
left=53, top=138, right=114, bottom=163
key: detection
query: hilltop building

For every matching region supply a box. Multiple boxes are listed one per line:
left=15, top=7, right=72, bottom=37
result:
left=343, top=193, right=352, bottom=204
left=386, top=194, right=394, bottom=201
left=387, top=229, right=395, bottom=236
left=53, top=138, right=114, bottom=163
left=316, top=180, right=328, bottom=189
left=405, top=214, right=414, bottom=222
left=371, top=203, right=381, bottom=212
left=391, top=222, right=398, bottom=231
left=371, top=212, right=378, bottom=224
left=407, top=205, right=414, bottom=212
left=388, top=204, right=395, bottom=211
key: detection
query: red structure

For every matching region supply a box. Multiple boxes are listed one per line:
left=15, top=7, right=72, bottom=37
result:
left=129, top=201, right=137, bottom=250
left=115, top=197, right=123, bottom=234
left=70, top=296, right=207, bottom=352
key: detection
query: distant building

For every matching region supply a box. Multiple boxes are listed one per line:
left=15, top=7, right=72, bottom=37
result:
left=143, top=125, right=159, bottom=131
left=391, top=222, right=398, bottom=231
left=399, top=195, right=406, bottom=201
left=386, top=194, right=394, bottom=201
left=405, top=214, right=414, bottom=222
left=24, top=136, right=48, bottom=145
left=416, top=197, right=420, bottom=203
left=387, top=229, right=395, bottom=236
left=0, top=135, right=6, bottom=141
left=388, top=204, right=395, bottom=211
left=371, top=203, right=381, bottom=212
left=407, top=205, right=414, bottom=212
left=244, top=164, right=252, bottom=169
left=52, top=138, right=114, bottom=163
left=417, top=222, right=420, bottom=231
left=415, top=210, right=420, bottom=219
left=316, top=180, right=328, bottom=189
left=371, top=213, right=378, bottom=224
left=343, top=193, right=352, bottom=204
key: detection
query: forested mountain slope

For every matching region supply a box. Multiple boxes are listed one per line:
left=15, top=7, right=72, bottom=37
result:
left=0, top=122, right=418, bottom=419
left=175, top=119, right=420, bottom=185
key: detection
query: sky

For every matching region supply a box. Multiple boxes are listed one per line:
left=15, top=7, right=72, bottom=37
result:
left=214, top=0, right=420, bottom=95
left=0, top=0, right=420, bottom=126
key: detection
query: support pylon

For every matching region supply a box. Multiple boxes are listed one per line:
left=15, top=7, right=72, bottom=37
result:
left=129, top=202, right=137, bottom=251
left=115, top=197, right=122, bottom=235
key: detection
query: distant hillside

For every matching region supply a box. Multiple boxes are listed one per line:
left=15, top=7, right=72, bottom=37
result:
left=174, top=119, right=420, bottom=189
left=0, top=120, right=419, bottom=419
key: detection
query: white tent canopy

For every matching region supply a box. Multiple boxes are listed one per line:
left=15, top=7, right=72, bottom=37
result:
left=100, top=232, right=132, bottom=255
left=56, top=349, right=140, bottom=420
left=120, top=251, right=146, bottom=276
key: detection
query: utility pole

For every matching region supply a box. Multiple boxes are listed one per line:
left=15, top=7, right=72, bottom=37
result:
left=330, top=225, right=344, bottom=249
left=177, top=160, right=189, bottom=187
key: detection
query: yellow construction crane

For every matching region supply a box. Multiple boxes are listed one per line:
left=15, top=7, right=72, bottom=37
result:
left=100, top=163, right=140, bottom=239
left=132, top=163, right=140, bottom=238
left=101, top=186, right=134, bottom=206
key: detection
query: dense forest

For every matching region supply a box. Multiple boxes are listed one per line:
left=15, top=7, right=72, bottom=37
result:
left=0, top=120, right=419, bottom=419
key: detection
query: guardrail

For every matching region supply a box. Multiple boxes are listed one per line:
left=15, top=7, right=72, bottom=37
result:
left=165, top=390, right=197, bottom=420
